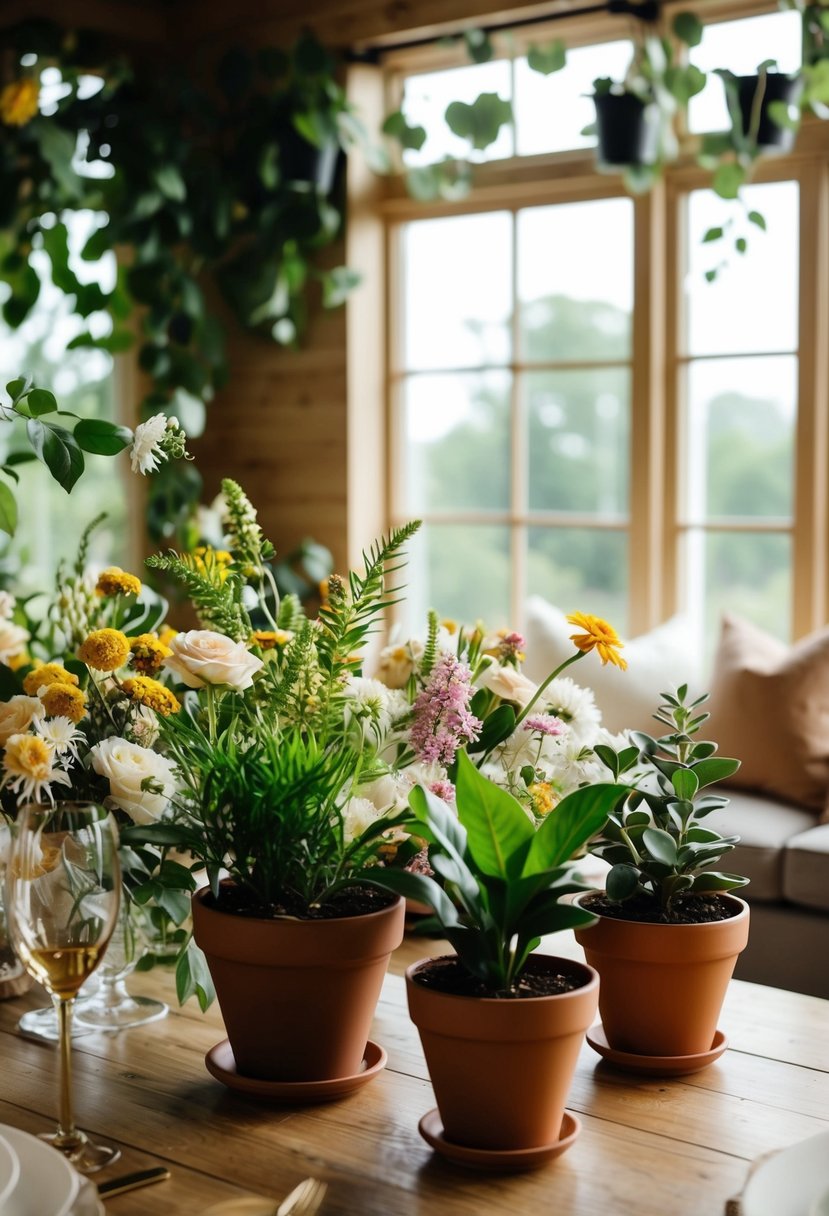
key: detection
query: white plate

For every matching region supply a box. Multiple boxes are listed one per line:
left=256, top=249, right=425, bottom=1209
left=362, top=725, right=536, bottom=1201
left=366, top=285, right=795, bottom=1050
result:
left=0, top=1125, right=78, bottom=1216
left=741, top=1131, right=829, bottom=1216
left=0, top=1134, right=20, bottom=1212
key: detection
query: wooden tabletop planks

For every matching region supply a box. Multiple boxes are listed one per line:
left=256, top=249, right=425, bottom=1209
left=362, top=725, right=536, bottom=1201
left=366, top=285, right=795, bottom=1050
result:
left=0, top=934, right=825, bottom=1215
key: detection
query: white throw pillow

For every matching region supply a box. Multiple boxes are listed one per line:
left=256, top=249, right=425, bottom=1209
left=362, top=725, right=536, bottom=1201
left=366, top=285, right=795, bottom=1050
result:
left=523, top=597, right=702, bottom=735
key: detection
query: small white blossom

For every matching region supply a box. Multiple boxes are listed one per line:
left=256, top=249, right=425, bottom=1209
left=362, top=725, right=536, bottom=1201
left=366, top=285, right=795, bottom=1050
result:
left=34, top=715, right=85, bottom=762
left=130, top=413, right=169, bottom=475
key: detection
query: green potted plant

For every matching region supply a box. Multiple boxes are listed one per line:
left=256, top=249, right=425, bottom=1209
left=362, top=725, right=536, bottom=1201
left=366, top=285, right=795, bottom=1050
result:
left=574, top=685, right=750, bottom=1067
left=588, top=12, right=706, bottom=188
left=363, top=750, right=627, bottom=1165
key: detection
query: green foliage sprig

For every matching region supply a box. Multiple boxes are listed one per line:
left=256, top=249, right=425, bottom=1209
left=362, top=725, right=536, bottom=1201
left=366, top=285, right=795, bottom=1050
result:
left=591, top=685, right=749, bottom=916
left=362, top=750, right=628, bottom=994
left=145, top=550, right=250, bottom=640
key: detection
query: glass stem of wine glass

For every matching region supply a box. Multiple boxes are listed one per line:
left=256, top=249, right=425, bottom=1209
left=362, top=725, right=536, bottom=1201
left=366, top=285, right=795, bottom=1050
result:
left=54, top=995, right=80, bottom=1152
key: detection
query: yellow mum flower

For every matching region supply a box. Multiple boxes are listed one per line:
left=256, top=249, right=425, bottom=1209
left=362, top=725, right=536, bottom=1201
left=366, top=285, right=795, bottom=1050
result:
left=96, top=567, right=142, bottom=598
left=23, top=663, right=79, bottom=696
left=0, top=79, right=39, bottom=126
left=129, top=633, right=172, bottom=674
left=528, top=781, right=557, bottom=817
left=251, top=629, right=293, bottom=650
left=121, top=676, right=180, bottom=717
left=41, top=683, right=87, bottom=723
left=2, top=734, right=70, bottom=808
left=77, top=628, right=131, bottom=672
left=158, top=626, right=178, bottom=649
left=441, top=619, right=458, bottom=635
left=8, top=652, right=30, bottom=672
left=566, top=612, right=627, bottom=671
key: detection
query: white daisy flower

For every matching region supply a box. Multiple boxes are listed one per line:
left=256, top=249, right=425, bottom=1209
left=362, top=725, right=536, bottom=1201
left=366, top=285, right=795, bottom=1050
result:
left=540, top=676, right=602, bottom=746
left=34, top=715, right=86, bottom=763
left=129, top=413, right=169, bottom=475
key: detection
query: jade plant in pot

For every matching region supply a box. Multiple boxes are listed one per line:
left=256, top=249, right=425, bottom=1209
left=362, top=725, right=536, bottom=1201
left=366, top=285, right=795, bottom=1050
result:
left=365, top=750, right=628, bottom=1160
left=123, top=480, right=423, bottom=1088
left=574, top=685, right=750, bottom=1064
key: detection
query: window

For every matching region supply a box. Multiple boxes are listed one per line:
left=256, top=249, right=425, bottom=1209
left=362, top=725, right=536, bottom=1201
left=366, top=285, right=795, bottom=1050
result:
left=378, top=4, right=829, bottom=655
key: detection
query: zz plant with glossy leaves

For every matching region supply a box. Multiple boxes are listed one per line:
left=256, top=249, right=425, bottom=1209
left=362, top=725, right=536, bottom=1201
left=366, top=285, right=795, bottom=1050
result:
left=591, top=685, right=749, bottom=916
left=362, top=749, right=628, bottom=994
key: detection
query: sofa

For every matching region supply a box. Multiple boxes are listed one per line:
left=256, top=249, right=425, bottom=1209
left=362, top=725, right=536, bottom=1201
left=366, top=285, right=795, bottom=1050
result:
left=524, top=597, right=829, bottom=1000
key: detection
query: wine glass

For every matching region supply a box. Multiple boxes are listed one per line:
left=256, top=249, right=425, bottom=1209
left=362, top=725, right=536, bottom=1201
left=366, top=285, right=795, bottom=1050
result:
left=74, top=898, right=168, bottom=1031
left=6, top=801, right=122, bottom=1172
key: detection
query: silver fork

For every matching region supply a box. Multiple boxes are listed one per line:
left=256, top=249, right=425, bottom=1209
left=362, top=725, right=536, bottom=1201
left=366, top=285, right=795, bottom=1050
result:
left=277, top=1177, right=328, bottom=1216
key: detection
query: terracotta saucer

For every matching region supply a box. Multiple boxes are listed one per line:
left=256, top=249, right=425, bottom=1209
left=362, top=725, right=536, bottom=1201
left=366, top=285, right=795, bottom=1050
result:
left=417, top=1109, right=581, bottom=1172
left=204, top=1038, right=387, bottom=1102
left=586, top=1023, right=728, bottom=1075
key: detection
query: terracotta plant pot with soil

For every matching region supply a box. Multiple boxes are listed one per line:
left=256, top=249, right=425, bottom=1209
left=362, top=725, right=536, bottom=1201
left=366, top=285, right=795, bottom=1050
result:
left=406, top=953, right=599, bottom=1151
left=192, top=884, right=405, bottom=1082
left=573, top=892, right=750, bottom=1057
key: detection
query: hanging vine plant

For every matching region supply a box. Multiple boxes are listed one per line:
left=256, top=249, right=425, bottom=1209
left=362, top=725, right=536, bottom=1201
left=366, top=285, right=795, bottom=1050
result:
left=0, top=19, right=366, bottom=539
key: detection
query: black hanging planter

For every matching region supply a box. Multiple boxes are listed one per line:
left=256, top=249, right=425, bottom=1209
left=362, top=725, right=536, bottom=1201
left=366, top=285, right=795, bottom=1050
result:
left=593, top=92, right=659, bottom=170
left=279, top=127, right=342, bottom=194
left=735, top=73, right=803, bottom=152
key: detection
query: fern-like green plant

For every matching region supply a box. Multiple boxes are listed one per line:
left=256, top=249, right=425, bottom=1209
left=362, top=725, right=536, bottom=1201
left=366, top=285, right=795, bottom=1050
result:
left=147, top=550, right=250, bottom=640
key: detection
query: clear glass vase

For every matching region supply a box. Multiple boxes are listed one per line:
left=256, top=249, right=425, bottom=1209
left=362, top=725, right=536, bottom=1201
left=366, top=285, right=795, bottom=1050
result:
left=73, top=902, right=168, bottom=1032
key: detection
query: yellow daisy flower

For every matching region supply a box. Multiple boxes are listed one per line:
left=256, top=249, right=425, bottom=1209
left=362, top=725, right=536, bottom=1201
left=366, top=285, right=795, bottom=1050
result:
left=566, top=612, right=627, bottom=671
left=41, top=683, right=87, bottom=723
left=0, top=79, right=39, bottom=126
left=77, top=628, right=131, bottom=672
left=96, top=567, right=142, bottom=598
left=2, top=734, right=70, bottom=806
left=251, top=630, right=293, bottom=650
left=121, top=676, right=180, bottom=717
left=129, top=633, right=172, bottom=674
left=158, top=626, right=179, bottom=649
left=23, top=663, right=79, bottom=696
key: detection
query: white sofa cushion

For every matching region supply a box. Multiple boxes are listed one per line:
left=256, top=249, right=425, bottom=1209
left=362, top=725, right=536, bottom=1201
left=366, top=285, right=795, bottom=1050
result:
left=523, top=597, right=701, bottom=735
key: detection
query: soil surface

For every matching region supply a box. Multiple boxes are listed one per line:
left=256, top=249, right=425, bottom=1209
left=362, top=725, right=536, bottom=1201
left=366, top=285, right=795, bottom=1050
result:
left=582, top=891, right=741, bottom=925
left=411, top=954, right=588, bottom=999
left=208, top=884, right=396, bottom=921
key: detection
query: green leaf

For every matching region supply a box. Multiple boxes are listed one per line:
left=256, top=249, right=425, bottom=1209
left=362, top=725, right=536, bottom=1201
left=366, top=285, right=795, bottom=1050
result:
left=74, top=418, right=133, bottom=456
left=691, top=871, right=750, bottom=893
left=32, top=120, right=80, bottom=197
left=672, top=11, right=703, bottom=48
left=67, top=330, right=135, bottom=353
left=735, top=236, right=748, bottom=254
left=702, top=226, right=724, bottom=243
left=381, top=110, right=427, bottom=151
left=712, top=162, right=746, bottom=200
left=467, top=703, right=515, bottom=754
left=444, top=92, right=513, bottom=151
left=154, top=164, right=187, bottom=202
left=5, top=378, right=31, bottom=404
left=0, top=480, right=17, bottom=537
left=671, top=769, right=699, bottom=801
left=320, top=266, right=361, bottom=309
left=524, top=783, right=627, bottom=874
left=691, top=756, right=740, bottom=788
left=26, top=419, right=85, bottom=492
left=643, top=827, right=678, bottom=865
left=175, top=938, right=215, bottom=1010
left=606, top=863, right=640, bottom=901
left=26, top=388, right=57, bottom=416
left=527, top=41, right=566, bottom=76
left=463, top=29, right=494, bottom=64
left=747, top=210, right=767, bottom=230
left=454, top=749, right=534, bottom=880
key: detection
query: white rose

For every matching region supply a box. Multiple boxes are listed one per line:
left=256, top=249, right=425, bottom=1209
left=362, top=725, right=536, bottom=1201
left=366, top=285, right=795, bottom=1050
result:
left=0, top=696, right=44, bottom=746
left=90, top=737, right=178, bottom=825
left=0, top=621, right=29, bottom=665
left=477, top=662, right=538, bottom=707
left=163, top=629, right=263, bottom=692
left=374, top=639, right=424, bottom=689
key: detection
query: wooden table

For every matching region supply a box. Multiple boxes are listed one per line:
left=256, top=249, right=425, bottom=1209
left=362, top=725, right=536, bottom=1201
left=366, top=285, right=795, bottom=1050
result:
left=1, top=932, right=828, bottom=1215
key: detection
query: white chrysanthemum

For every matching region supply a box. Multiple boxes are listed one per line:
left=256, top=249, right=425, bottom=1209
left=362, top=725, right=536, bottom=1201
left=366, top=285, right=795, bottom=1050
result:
left=354, top=772, right=406, bottom=816
left=342, top=796, right=383, bottom=844
left=130, top=413, right=169, bottom=475
left=34, top=715, right=85, bottom=762
left=0, top=591, right=15, bottom=620
left=540, top=676, right=602, bottom=745
left=1, top=733, right=71, bottom=806
left=343, top=676, right=400, bottom=743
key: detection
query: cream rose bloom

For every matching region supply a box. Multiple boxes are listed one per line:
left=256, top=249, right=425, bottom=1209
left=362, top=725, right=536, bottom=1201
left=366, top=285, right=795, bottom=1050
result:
left=477, top=662, right=538, bottom=707
left=0, top=621, right=29, bottom=665
left=374, top=639, right=424, bottom=689
left=0, top=695, right=44, bottom=746
left=163, top=629, right=263, bottom=692
left=90, top=737, right=177, bottom=825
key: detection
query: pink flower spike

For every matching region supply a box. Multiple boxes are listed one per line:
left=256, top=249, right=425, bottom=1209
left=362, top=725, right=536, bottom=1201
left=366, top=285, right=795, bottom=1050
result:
left=523, top=713, right=566, bottom=737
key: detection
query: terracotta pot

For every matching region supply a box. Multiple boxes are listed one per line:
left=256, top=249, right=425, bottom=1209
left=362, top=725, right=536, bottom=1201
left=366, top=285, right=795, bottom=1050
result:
left=573, top=893, right=750, bottom=1057
left=192, top=885, right=405, bottom=1082
left=406, top=954, right=599, bottom=1151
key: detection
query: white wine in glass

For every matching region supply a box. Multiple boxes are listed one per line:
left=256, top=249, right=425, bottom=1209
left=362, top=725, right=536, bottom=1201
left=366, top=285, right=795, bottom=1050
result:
left=6, top=801, right=122, bottom=1172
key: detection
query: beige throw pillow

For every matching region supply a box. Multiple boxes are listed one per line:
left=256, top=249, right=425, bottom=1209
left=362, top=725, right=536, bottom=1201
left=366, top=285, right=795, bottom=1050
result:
left=706, top=613, right=829, bottom=813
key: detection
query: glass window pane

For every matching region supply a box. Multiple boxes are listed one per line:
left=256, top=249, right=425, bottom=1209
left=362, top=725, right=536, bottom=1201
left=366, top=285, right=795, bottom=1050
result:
left=527, top=527, right=628, bottom=634
left=688, top=12, right=802, bottom=134
left=402, top=371, right=511, bottom=512
left=515, top=40, right=632, bottom=155
left=401, top=61, right=513, bottom=166
left=684, top=356, right=796, bottom=523
left=527, top=369, right=629, bottom=516
left=685, top=181, right=799, bottom=356
left=402, top=524, right=511, bottom=630
left=401, top=212, right=512, bottom=371
left=684, top=530, right=791, bottom=664
left=518, top=198, right=633, bottom=360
